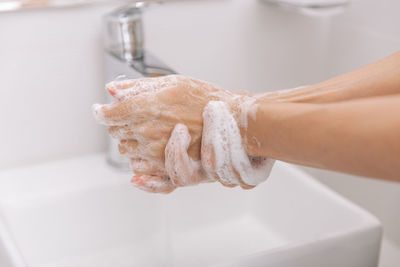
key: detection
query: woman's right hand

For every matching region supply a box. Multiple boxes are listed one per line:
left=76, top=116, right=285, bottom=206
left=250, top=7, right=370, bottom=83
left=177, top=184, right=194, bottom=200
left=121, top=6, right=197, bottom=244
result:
left=164, top=100, right=275, bottom=193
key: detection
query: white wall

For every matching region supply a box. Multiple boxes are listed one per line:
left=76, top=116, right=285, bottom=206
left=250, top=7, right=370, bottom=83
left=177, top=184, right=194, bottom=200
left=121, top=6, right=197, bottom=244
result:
left=0, top=4, right=118, bottom=170
left=0, top=0, right=334, bottom=167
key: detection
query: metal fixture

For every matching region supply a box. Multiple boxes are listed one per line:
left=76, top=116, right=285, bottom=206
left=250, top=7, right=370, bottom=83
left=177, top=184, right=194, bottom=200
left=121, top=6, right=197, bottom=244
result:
left=103, top=1, right=175, bottom=169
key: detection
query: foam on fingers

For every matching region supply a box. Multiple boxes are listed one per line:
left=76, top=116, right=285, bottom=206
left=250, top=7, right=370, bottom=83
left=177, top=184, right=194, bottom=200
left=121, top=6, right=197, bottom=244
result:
left=165, top=123, right=207, bottom=186
left=106, top=75, right=181, bottom=102
left=106, top=79, right=136, bottom=91
left=92, top=103, right=123, bottom=126
left=131, top=175, right=176, bottom=194
left=92, top=100, right=140, bottom=126
left=202, top=101, right=274, bottom=187
left=202, top=101, right=241, bottom=186
left=91, top=103, right=106, bottom=124
left=92, top=74, right=275, bottom=193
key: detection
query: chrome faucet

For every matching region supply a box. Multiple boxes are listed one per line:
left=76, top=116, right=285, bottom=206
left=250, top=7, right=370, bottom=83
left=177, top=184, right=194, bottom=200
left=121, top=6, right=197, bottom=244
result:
left=103, top=2, right=175, bottom=169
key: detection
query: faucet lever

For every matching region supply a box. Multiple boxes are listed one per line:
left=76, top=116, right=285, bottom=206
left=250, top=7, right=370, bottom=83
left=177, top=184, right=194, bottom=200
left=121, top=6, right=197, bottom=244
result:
left=102, top=1, right=176, bottom=169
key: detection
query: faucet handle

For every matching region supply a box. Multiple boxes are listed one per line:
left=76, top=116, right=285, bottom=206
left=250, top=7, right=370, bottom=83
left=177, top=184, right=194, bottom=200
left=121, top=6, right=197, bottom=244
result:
left=104, top=5, right=143, bottom=61
left=104, top=1, right=164, bottom=61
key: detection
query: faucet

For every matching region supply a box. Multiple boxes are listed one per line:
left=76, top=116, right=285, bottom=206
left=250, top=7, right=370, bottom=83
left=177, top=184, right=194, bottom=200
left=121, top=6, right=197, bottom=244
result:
left=103, top=2, right=175, bottom=169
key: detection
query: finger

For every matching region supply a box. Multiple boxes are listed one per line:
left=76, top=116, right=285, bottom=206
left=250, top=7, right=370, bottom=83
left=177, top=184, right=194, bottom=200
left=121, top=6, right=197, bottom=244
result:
left=184, top=76, right=223, bottom=93
left=225, top=129, right=274, bottom=187
left=109, top=126, right=135, bottom=139
left=200, top=131, right=232, bottom=188
left=229, top=144, right=274, bottom=187
left=106, top=75, right=179, bottom=91
left=109, top=123, right=167, bottom=140
left=106, top=79, right=137, bottom=91
left=118, top=138, right=166, bottom=161
left=165, top=124, right=208, bottom=187
left=106, top=78, right=153, bottom=102
left=244, top=156, right=275, bottom=185
left=118, top=139, right=139, bottom=156
left=233, top=90, right=252, bottom=96
left=131, top=174, right=176, bottom=194
left=202, top=101, right=274, bottom=188
left=106, top=75, right=180, bottom=102
left=218, top=105, right=273, bottom=187
left=130, top=158, right=165, bottom=177
left=200, top=138, right=217, bottom=181
left=201, top=101, right=240, bottom=186
left=92, top=99, right=145, bottom=126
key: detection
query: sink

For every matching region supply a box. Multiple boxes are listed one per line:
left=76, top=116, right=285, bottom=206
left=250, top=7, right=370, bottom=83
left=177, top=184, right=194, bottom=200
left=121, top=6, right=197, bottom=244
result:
left=0, top=154, right=381, bottom=267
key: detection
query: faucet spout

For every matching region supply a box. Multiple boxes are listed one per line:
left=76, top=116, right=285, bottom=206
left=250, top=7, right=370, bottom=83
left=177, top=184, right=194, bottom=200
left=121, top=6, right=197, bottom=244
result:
left=103, top=4, right=175, bottom=169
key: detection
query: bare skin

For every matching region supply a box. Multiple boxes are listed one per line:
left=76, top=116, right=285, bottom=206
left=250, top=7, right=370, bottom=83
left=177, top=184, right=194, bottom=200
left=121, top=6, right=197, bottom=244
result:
left=243, top=51, right=400, bottom=181
left=259, top=50, right=400, bottom=104
left=94, top=51, right=400, bottom=192
left=94, top=75, right=252, bottom=192
left=245, top=95, right=400, bottom=181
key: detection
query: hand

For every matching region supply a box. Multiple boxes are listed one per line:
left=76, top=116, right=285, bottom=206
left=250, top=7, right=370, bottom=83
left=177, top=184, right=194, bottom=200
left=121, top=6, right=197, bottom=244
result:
left=163, top=100, right=275, bottom=192
left=92, top=75, right=274, bottom=193
left=200, top=101, right=275, bottom=188
left=92, top=75, right=239, bottom=192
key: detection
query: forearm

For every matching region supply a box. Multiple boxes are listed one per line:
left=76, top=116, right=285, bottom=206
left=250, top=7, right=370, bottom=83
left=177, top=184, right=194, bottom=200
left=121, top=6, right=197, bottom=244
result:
left=244, top=95, right=400, bottom=181
left=258, top=51, right=400, bottom=103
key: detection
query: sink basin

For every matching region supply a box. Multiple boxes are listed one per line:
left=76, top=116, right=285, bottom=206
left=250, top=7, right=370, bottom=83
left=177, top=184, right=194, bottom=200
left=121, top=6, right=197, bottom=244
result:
left=0, top=154, right=381, bottom=267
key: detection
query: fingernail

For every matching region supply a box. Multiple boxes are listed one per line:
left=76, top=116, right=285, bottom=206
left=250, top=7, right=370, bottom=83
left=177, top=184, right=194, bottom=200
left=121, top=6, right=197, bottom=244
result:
left=131, top=175, right=144, bottom=185
left=106, top=86, right=117, bottom=97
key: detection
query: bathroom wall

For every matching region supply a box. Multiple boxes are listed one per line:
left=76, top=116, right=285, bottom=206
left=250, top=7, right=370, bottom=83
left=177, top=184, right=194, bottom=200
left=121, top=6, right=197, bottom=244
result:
left=0, top=4, right=116, bottom=169
left=0, top=0, right=334, bottom=168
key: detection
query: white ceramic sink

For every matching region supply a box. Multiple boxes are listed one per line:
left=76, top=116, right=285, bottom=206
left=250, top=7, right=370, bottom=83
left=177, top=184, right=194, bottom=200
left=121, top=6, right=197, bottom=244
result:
left=0, top=154, right=381, bottom=267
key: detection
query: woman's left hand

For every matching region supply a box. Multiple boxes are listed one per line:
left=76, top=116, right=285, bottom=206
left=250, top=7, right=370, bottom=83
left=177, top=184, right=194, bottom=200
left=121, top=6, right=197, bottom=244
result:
left=93, top=75, right=238, bottom=193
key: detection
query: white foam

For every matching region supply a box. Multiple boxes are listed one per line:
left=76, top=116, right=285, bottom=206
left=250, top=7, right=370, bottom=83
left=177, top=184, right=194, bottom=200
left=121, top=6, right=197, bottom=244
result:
left=91, top=103, right=106, bottom=125
left=238, top=97, right=258, bottom=129
left=106, top=75, right=180, bottom=102
left=165, top=124, right=205, bottom=187
left=93, top=75, right=275, bottom=190
left=202, top=101, right=240, bottom=185
left=202, top=101, right=273, bottom=186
